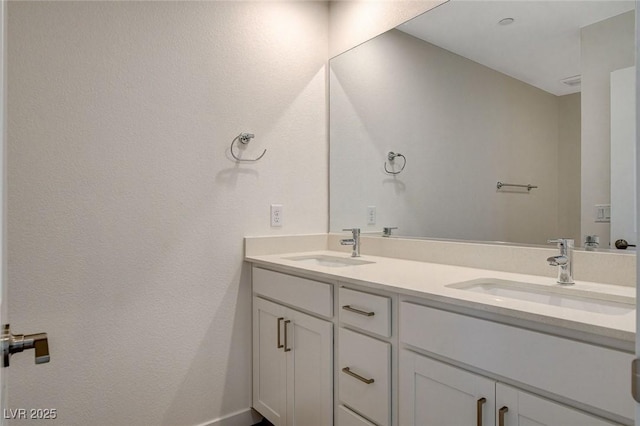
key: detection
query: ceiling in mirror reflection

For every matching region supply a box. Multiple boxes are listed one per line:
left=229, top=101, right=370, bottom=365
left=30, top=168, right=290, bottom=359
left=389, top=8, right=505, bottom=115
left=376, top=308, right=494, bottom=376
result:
left=398, top=0, right=634, bottom=96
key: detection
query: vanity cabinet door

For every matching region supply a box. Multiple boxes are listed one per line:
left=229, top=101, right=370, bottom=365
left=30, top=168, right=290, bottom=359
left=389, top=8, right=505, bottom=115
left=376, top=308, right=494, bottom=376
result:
left=495, top=383, right=619, bottom=426
left=253, top=296, right=333, bottom=426
left=286, top=308, right=333, bottom=426
left=253, top=297, right=288, bottom=426
left=399, top=350, right=495, bottom=426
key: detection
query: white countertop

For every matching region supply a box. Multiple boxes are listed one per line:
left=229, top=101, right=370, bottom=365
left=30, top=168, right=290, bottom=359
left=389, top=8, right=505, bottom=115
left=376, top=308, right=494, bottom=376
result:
left=246, top=250, right=636, bottom=349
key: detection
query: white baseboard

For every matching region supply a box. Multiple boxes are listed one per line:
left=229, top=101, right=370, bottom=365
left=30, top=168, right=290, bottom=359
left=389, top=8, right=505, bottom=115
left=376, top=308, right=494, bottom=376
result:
left=195, top=408, right=263, bottom=426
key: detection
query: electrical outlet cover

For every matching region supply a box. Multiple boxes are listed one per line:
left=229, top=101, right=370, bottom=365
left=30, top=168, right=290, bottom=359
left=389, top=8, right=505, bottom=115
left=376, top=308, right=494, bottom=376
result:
left=271, top=204, right=283, bottom=227
left=367, top=206, right=376, bottom=225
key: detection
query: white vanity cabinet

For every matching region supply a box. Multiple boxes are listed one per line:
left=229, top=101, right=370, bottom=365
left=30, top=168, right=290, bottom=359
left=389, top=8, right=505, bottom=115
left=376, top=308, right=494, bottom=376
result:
left=400, top=350, right=617, bottom=426
left=252, top=268, right=333, bottom=426
left=248, top=257, right=634, bottom=426
left=399, top=301, right=632, bottom=425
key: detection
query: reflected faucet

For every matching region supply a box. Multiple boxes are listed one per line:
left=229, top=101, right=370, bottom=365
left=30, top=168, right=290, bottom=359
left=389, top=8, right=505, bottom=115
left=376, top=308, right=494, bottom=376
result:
left=547, top=238, right=574, bottom=285
left=584, top=235, right=600, bottom=251
left=340, top=228, right=361, bottom=257
left=382, top=227, right=398, bottom=237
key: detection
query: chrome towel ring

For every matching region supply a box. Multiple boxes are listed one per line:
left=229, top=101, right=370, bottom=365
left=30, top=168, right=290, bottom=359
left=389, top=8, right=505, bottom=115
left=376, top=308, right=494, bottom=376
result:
left=384, top=151, right=406, bottom=175
left=230, top=133, right=266, bottom=162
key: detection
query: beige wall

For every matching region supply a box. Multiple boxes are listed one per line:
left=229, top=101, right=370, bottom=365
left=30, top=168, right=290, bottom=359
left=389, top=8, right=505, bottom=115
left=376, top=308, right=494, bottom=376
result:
left=330, top=29, right=579, bottom=245
left=7, top=2, right=328, bottom=425
left=558, top=93, right=582, bottom=242
left=580, top=10, right=635, bottom=247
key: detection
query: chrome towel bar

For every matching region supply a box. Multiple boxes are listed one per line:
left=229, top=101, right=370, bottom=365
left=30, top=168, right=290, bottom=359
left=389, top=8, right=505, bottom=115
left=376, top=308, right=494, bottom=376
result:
left=496, top=181, right=538, bottom=191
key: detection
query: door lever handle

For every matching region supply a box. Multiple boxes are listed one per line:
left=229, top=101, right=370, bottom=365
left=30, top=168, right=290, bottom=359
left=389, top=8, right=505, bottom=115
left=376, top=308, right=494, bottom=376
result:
left=2, top=324, right=50, bottom=367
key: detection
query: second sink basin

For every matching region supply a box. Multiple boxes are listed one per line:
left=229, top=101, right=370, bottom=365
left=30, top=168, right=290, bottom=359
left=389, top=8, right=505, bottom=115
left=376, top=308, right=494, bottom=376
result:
left=283, top=254, right=375, bottom=268
left=446, top=278, right=635, bottom=315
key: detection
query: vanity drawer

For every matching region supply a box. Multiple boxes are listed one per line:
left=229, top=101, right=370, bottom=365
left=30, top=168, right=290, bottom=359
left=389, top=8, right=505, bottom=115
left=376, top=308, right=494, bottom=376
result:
left=339, top=287, right=391, bottom=337
left=337, top=405, right=376, bottom=426
left=252, top=267, right=332, bottom=317
left=339, top=328, right=391, bottom=426
left=400, top=301, right=634, bottom=421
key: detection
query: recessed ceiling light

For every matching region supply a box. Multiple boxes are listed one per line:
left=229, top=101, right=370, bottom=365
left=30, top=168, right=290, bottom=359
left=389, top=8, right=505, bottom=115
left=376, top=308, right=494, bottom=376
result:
left=498, top=18, right=515, bottom=26
left=561, top=75, right=581, bottom=87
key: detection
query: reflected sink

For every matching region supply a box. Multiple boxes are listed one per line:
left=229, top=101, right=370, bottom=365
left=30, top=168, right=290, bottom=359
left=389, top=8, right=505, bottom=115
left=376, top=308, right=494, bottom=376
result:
left=283, top=254, right=375, bottom=268
left=446, top=278, right=635, bottom=315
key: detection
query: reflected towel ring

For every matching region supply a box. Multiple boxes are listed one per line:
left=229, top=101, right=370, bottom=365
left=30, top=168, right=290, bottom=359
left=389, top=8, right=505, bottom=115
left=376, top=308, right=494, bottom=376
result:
left=384, top=151, right=406, bottom=175
left=230, top=133, right=266, bottom=162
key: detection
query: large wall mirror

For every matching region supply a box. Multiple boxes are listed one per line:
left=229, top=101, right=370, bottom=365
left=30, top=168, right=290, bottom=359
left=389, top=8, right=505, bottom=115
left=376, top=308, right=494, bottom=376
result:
left=329, top=0, right=636, bottom=250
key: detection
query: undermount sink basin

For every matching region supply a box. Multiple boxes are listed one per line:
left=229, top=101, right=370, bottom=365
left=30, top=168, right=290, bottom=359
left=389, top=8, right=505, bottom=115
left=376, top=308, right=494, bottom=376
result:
left=446, top=278, right=635, bottom=315
left=283, top=254, right=375, bottom=268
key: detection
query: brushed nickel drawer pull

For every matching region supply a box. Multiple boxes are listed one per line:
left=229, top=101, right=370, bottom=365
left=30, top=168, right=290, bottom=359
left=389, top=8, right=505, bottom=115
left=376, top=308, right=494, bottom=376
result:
left=277, top=317, right=284, bottom=349
left=498, top=406, right=509, bottom=426
left=342, top=305, right=375, bottom=317
left=283, top=320, right=291, bottom=352
left=342, top=367, right=374, bottom=384
left=477, top=397, right=486, bottom=426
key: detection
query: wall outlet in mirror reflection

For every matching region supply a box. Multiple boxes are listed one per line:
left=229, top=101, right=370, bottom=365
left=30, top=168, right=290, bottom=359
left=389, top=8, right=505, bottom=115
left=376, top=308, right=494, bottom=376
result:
left=595, top=204, right=611, bottom=223
left=367, top=206, right=376, bottom=225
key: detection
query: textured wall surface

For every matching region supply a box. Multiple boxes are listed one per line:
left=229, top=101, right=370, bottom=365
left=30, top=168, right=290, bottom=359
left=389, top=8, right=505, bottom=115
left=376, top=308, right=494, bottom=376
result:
left=557, top=93, right=582, bottom=243
left=7, top=2, right=328, bottom=425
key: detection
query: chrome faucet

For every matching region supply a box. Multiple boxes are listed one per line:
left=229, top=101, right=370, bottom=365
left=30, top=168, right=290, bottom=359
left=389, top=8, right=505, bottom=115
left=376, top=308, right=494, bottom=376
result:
left=547, top=238, right=574, bottom=285
left=341, top=228, right=361, bottom=257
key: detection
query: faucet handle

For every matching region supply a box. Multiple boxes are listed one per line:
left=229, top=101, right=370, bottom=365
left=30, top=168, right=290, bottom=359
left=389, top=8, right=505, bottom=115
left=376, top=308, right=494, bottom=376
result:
left=382, top=227, right=398, bottom=237
left=548, top=238, right=574, bottom=247
left=342, top=228, right=360, bottom=235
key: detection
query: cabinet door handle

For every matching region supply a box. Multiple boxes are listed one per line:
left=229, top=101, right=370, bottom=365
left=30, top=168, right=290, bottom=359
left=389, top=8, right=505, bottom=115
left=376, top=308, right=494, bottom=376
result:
left=342, top=305, right=375, bottom=317
left=341, top=367, right=374, bottom=384
left=276, top=317, right=284, bottom=349
left=283, top=320, right=291, bottom=352
left=498, top=406, right=509, bottom=426
left=476, top=397, right=486, bottom=426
